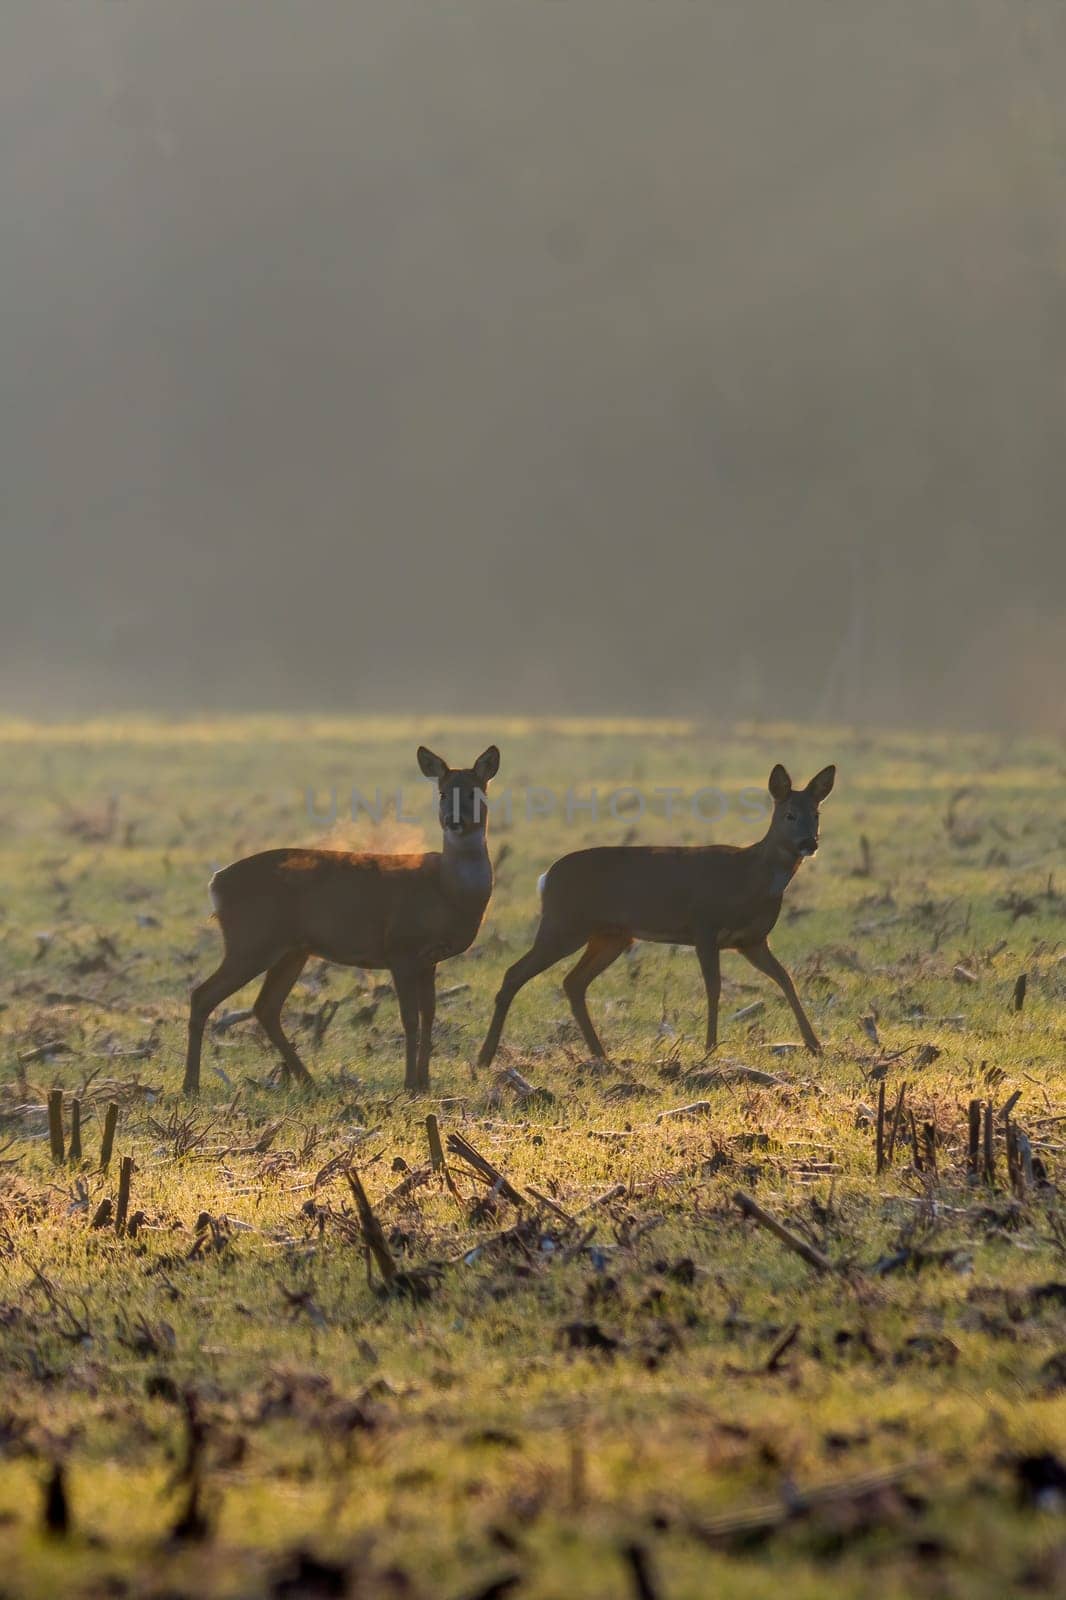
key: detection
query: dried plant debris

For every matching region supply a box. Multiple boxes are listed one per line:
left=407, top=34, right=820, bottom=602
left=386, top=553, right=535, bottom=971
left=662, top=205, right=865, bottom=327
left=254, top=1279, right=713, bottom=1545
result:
left=0, top=720, right=1062, bottom=1597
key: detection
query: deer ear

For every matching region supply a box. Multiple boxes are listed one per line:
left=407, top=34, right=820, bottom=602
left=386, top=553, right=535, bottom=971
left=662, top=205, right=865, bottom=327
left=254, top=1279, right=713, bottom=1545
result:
left=805, top=764, right=836, bottom=803
left=768, top=764, right=792, bottom=802
left=474, top=745, right=500, bottom=787
left=417, top=746, right=449, bottom=781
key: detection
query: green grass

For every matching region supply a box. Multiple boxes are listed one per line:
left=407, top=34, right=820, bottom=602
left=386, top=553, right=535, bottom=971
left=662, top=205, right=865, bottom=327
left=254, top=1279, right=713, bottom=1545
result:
left=0, top=716, right=1063, bottom=1599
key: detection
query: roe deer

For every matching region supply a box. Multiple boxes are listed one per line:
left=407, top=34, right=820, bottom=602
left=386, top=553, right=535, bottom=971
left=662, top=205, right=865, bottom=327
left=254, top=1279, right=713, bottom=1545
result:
left=183, top=744, right=500, bottom=1097
left=477, top=763, right=835, bottom=1067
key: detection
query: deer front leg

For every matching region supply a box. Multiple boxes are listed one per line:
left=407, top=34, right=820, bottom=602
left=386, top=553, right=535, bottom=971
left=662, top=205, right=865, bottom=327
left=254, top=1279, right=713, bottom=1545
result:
left=415, top=967, right=436, bottom=1091
left=739, top=939, right=822, bottom=1055
left=392, top=968, right=423, bottom=1091
left=694, top=935, right=721, bottom=1053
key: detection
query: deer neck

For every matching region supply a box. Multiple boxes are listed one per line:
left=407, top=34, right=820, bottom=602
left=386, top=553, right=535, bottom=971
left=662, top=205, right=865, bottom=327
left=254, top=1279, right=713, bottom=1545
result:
left=440, top=826, right=493, bottom=906
left=753, top=830, right=804, bottom=898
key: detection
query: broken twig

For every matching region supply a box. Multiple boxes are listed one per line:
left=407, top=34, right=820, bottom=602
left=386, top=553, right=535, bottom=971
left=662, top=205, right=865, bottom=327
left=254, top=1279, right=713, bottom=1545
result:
left=733, top=1191, right=832, bottom=1274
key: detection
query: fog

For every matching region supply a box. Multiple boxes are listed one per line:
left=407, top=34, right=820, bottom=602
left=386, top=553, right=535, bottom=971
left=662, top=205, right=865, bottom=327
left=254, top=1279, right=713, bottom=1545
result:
left=2, top=2, right=1063, bottom=731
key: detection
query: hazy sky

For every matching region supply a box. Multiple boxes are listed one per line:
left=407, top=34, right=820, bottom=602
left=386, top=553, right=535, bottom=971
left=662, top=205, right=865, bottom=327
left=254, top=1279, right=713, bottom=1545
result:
left=2, top=2, right=1063, bottom=729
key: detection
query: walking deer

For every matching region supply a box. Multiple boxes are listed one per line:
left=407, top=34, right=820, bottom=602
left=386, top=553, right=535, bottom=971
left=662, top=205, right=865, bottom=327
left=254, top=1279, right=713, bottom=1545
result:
left=183, top=745, right=500, bottom=1097
left=477, top=763, right=835, bottom=1068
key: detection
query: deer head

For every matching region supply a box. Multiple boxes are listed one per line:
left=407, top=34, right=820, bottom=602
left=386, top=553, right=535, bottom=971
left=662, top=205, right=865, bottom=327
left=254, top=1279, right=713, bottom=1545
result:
left=767, top=763, right=836, bottom=857
left=417, top=745, right=500, bottom=837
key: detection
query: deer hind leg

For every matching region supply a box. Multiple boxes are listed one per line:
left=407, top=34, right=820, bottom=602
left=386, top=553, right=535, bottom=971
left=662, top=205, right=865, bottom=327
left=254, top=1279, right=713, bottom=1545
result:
left=253, top=948, right=313, bottom=1088
left=562, top=932, right=631, bottom=1059
left=415, top=967, right=436, bottom=1091
left=739, top=939, right=822, bottom=1055
left=476, top=923, right=586, bottom=1070
left=184, top=946, right=277, bottom=1098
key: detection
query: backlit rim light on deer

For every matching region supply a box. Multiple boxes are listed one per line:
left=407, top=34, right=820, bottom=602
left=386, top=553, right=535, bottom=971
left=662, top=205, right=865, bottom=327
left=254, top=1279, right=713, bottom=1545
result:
left=183, top=744, right=500, bottom=1096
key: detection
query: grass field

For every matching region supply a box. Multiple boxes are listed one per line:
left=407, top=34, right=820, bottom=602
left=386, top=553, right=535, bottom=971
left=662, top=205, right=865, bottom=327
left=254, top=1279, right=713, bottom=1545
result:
left=0, top=716, right=1063, bottom=1599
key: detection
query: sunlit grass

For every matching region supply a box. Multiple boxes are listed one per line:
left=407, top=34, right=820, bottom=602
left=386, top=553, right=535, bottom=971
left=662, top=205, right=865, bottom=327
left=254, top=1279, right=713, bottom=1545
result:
left=0, top=717, right=1062, bottom=1597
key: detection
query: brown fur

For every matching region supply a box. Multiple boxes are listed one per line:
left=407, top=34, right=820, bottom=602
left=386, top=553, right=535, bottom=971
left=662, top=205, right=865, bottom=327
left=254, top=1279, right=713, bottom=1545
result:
left=477, top=763, right=835, bottom=1065
left=183, top=745, right=500, bottom=1096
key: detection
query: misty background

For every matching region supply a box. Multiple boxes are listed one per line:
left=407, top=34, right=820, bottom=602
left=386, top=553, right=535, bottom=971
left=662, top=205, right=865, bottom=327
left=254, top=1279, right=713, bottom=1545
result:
left=2, top=2, right=1063, bottom=731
